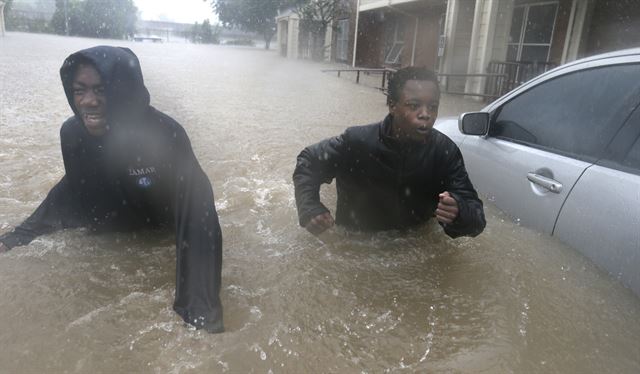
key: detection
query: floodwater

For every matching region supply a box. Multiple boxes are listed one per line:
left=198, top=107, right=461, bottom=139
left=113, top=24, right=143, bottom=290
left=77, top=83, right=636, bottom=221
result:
left=1, top=32, right=639, bottom=373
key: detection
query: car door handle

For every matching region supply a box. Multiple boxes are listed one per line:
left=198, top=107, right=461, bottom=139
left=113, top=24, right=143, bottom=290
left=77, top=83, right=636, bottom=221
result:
left=527, top=172, right=563, bottom=193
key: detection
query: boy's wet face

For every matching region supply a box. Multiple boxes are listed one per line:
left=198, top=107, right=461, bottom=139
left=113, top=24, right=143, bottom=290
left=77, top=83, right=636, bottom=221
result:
left=389, top=79, right=440, bottom=143
left=72, top=64, right=108, bottom=136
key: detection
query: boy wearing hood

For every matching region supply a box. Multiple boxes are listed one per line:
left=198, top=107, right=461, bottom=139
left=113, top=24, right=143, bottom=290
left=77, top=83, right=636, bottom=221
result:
left=293, top=67, right=486, bottom=237
left=0, top=46, right=224, bottom=333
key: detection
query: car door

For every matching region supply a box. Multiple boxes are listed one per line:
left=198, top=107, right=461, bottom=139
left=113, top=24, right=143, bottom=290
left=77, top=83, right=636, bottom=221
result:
left=554, top=105, right=640, bottom=295
left=460, top=62, right=640, bottom=234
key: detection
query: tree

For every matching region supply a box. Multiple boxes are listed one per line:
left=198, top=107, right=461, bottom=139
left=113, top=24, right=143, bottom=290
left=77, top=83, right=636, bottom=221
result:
left=291, top=0, right=346, bottom=60
left=200, top=19, right=219, bottom=44
left=211, top=0, right=281, bottom=49
left=190, top=19, right=220, bottom=44
left=190, top=21, right=201, bottom=43
left=5, top=0, right=56, bottom=33
left=51, top=0, right=83, bottom=36
left=82, top=0, right=137, bottom=39
left=51, top=0, right=137, bottom=39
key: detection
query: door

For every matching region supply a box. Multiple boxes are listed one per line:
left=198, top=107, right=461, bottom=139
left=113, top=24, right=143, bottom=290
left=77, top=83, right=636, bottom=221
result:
left=554, top=105, right=640, bottom=295
left=461, top=63, right=640, bottom=234
left=384, top=17, right=405, bottom=65
left=507, top=1, right=558, bottom=63
left=336, top=19, right=349, bottom=62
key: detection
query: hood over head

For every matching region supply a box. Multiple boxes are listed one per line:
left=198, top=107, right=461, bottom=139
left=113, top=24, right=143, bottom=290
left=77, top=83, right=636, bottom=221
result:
left=60, top=46, right=151, bottom=127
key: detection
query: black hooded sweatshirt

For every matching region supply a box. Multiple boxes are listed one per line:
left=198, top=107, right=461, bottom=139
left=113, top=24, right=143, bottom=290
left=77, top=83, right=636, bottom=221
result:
left=293, top=115, right=486, bottom=237
left=0, top=46, right=223, bottom=332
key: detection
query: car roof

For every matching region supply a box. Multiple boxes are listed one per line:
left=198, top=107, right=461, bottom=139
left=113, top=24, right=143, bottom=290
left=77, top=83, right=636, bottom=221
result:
left=553, top=47, right=640, bottom=71
left=484, top=47, right=640, bottom=111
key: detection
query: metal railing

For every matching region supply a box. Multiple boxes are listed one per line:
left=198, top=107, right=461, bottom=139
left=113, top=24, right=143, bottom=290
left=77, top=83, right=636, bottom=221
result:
left=322, top=67, right=506, bottom=101
left=486, top=60, right=557, bottom=97
left=438, top=73, right=507, bottom=101
left=321, top=67, right=397, bottom=91
left=323, top=62, right=555, bottom=102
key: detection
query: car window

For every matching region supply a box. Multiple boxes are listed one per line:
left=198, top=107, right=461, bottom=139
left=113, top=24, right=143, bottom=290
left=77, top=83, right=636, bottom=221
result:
left=490, top=63, right=640, bottom=161
left=623, top=136, right=640, bottom=170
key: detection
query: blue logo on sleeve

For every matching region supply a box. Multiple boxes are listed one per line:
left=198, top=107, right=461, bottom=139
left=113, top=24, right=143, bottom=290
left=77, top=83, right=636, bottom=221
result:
left=129, top=166, right=156, bottom=189
left=137, top=176, right=153, bottom=188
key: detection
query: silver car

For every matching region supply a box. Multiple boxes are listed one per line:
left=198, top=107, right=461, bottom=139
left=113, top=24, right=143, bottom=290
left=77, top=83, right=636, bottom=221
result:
left=434, top=48, right=640, bottom=296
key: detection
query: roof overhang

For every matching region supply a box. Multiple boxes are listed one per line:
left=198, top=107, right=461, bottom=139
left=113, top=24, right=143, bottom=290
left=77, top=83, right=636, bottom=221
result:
left=359, top=0, right=444, bottom=12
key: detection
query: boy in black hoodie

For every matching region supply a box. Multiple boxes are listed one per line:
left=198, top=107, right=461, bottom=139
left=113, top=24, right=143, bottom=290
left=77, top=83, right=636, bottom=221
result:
left=293, top=67, right=486, bottom=237
left=0, top=46, right=224, bottom=333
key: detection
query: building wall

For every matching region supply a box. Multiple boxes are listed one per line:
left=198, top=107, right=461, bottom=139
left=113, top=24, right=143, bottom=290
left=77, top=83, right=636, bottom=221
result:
left=277, top=19, right=288, bottom=57
left=489, top=0, right=513, bottom=63
left=474, top=0, right=490, bottom=70
left=468, top=0, right=498, bottom=76
left=465, top=0, right=500, bottom=94
left=450, top=1, right=475, bottom=74
left=359, top=0, right=441, bottom=11
left=288, top=17, right=300, bottom=59
left=354, top=0, right=640, bottom=96
left=585, top=0, right=640, bottom=56
left=547, top=0, right=573, bottom=64
left=355, top=11, right=385, bottom=67
left=399, top=8, right=442, bottom=69
left=276, top=13, right=301, bottom=59
left=0, top=2, right=5, bottom=36
left=439, top=0, right=476, bottom=92
left=356, top=2, right=446, bottom=68
left=359, top=0, right=381, bottom=7
left=331, top=0, right=358, bottom=64
left=324, top=25, right=333, bottom=61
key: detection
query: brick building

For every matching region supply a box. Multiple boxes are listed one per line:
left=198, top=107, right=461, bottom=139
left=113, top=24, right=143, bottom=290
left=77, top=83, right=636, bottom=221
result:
left=290, top=0, right=640, bottom=98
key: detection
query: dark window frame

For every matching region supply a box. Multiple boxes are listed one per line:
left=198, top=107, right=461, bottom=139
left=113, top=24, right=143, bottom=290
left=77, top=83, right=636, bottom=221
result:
left=335, top=18, right=350, bottom=63
left=507, top=1, right=559, bottom=63
left=597, top=103, right=640, bottom=176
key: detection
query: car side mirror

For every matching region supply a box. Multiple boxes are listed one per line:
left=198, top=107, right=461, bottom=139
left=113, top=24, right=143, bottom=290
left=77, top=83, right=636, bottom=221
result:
left=459, top=112, right=489, bottom=136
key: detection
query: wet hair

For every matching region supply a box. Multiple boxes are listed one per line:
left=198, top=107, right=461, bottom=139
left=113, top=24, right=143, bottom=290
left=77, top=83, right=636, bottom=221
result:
left=387, top=67, right=440, bottom=106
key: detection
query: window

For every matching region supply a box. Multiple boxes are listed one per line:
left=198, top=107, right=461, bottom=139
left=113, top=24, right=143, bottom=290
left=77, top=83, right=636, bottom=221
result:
left=507, top=2, right=558, bottom=62
left=336, top=19, right=349, bottom=62
left=490, top=64, right=640, bottom=161
left=624, top=137, right=640, bottom=170
left=384, top=18, right=404, bottom=65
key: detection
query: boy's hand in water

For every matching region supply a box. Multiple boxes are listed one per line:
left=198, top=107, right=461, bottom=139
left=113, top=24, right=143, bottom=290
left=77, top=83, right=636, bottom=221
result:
left=436, top=191, right=459, bottom=224
left=305, top=212, right=335, bottom=236
left=0, top=242, right=9, bottom=253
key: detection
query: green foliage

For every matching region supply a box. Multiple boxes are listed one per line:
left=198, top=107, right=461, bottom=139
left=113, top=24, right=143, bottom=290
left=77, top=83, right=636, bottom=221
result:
left=83, top=0, right=137, bottom=38
left=51, top=0, right=137, bottom=39
left=190, top=21, right=200, bottom=43
left=291, top=0, right=345, bottom=33
left=190, top=19, right=220, bottom=44
left=211, top=0, right=281, bottom=49
left=4, top=0, right=54, bottom=33
left=290, top=0, right=347, bottom=60
left=5, top=16, right=51, bottom=33
left=200, top=19, right=219, bottom=44
left=224, top=38, right=255, bottom=46
left=50, top=0, right=84, bottom=36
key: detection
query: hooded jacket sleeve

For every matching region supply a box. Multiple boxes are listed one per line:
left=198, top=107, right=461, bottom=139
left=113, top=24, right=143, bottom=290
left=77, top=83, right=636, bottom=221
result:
left=170, top=127, right=224, bottom=333
left=439, top=144, right=486, bottom=238
left=0, top=177, right=84, bottom=249
left=0, top=122, right=86, bottom=250
left=292, top=134, right=347, bottom=227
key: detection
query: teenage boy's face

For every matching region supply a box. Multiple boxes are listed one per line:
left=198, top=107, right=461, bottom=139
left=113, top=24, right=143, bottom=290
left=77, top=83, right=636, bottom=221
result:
left=72, top=64, right=108, bottom=136
left=389, top=79, right=440, bottom=143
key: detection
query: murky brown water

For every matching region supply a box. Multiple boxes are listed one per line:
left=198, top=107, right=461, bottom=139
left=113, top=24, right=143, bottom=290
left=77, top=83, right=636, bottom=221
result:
left=1, top=32, right=639, bottom=373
